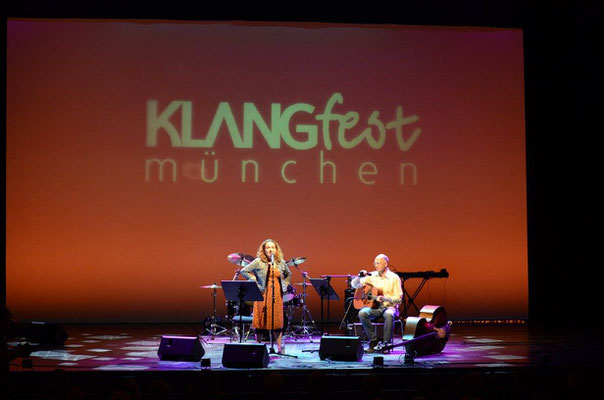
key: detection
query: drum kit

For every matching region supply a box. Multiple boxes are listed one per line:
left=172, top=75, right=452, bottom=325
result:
left=199, top=252, right=319, bottom=340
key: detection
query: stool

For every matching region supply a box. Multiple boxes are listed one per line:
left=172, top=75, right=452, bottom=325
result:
left=230, top=315, right=253, bottom=342
left=353, top=316, right=403, bottom=345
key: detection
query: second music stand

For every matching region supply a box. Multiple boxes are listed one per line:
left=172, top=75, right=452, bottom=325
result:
left=310, top=277, right=339, bottom=335
left=221, top=280, right=263, bottom=343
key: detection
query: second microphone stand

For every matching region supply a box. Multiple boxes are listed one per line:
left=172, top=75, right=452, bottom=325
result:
left=339, top=275, right=355, bottom=334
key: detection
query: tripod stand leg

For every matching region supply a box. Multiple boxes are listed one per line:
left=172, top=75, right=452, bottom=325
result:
left=296, top=304, right=318, bottom=342
left=244, top=325, right=252, bottom=341
left=206, top=287, right=229, bottom=337
left=209, top=322, right=228, bottom=337
left=283, top=306, right=298, bottom=339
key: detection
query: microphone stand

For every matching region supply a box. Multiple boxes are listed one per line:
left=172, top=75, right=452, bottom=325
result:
left=269, top=258, right=276, bottom=353
left=339, top=275, right=355, bottom=333
left=268, top=256, right=297, bottom=358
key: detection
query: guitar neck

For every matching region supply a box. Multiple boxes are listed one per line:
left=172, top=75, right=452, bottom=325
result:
left=382, top=331, right=438, bottom=351
left=381, top=296, right=401, bottom=305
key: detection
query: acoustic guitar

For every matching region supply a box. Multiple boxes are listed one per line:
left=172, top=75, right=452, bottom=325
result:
left=353, top=285, right=381, bottom=309
left=353, top=284, right=400, bottom=309
left=382, top=304, right=451, bottom=355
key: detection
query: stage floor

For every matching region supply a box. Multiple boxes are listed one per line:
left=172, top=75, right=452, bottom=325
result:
left=10, top=322, right=604, bottom=372
left=7, top=322, right=604, bottom=399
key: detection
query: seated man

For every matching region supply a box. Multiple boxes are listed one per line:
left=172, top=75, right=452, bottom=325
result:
left=351, top=254, right=402, bottom=353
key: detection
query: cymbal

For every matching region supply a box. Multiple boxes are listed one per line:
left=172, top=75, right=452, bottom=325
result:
left=227, top=252, right=255, bottom=267
left=286, top=257, right=306, bottom=267
left=200, top=284, right=222, bottom=289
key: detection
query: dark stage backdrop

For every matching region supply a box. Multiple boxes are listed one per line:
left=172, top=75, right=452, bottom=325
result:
left=6, top=19, right=527, bottom=322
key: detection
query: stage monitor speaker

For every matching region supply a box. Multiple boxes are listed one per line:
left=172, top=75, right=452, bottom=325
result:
left=158, top=336, right=204, bottom=361
left=222, top=343, right=269, bottom=368
left=25, top=322, right=68, bottom=346
left=319, top=335, right=364, bottom=361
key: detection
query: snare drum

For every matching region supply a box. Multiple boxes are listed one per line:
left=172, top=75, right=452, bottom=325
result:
left=283, top=284, right=297, bottom=303
left=284, top=294, right=303, bottom=308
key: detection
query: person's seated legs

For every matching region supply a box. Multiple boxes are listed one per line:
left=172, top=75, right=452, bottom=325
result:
left=359, top=306, right=380, bottom=352
left=374, top=308, right=396, bottom=352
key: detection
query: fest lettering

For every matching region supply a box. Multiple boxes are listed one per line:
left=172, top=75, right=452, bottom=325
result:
left=146, top=92, right=421, bottom=151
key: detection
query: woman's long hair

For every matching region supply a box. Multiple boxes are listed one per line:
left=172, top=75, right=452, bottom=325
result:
left=257, top=239, right=284, bottom=263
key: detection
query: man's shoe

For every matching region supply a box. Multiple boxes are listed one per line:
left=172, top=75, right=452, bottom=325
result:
left=366, top=339, right=379, bottom=353
left=373, top=341, right=386, bottom=353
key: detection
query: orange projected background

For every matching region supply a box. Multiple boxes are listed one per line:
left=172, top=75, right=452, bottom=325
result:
left=6, top=20, right=526, bottom=322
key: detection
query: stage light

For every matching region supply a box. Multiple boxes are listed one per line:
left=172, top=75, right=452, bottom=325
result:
left=372, top=356, right=384, bottom=368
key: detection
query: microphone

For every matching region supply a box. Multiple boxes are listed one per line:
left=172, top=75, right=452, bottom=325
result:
left=271, top=253, right=275, bottom=264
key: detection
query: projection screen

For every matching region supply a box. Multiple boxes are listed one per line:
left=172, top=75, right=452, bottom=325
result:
left=6, top=19, right=527, bottom=322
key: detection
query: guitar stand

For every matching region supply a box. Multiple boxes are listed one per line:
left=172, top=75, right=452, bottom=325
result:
left=339, top=297, right=355, bottom=334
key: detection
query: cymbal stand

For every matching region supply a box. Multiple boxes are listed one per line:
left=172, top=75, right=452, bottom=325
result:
left=294, top=271, right=319, bottom=341
left=208, top=283, right=228, bottom=338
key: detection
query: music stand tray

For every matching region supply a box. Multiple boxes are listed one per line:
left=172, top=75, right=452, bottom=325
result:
left=309, top=278, right=339, bottom=334
left=221, top=280, right=263, bottom=343
left=309, top=278, right=339, bottom=300
left=222, top=280, right=264, bottom=302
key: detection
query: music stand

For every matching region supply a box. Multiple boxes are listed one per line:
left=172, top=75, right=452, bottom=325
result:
left=310, top=278, right=339, bottom=334
left=221, top=280, right=263, bottom=343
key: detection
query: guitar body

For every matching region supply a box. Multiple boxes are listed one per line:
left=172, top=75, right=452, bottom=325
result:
left=402, top=305, right=451, bottom=356
left=353, top=285, right=382, bottom=309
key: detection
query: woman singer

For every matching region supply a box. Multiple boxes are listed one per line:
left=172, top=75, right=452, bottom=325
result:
left=240, top=239, right=291, bottom=353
